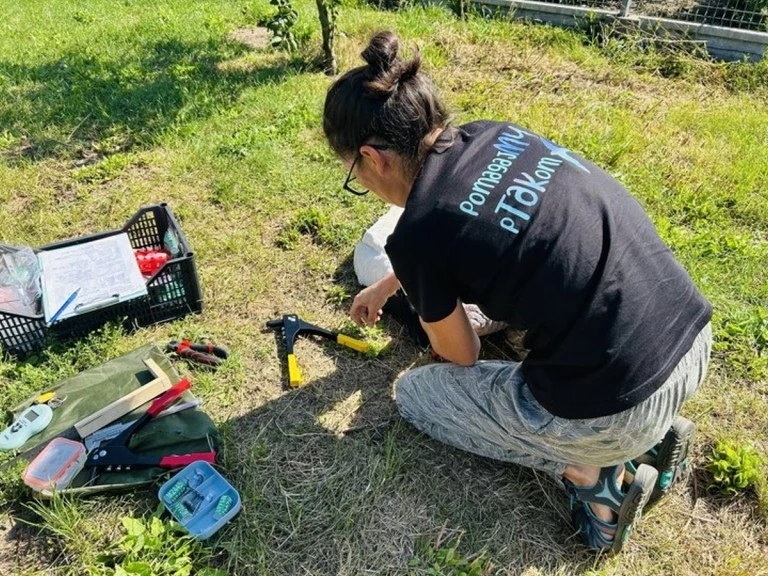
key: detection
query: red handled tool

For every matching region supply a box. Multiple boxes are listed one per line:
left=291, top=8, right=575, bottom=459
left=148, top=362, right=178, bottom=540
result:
left=84, top=379, right=216, bottom=473
left=167, top=340, right=229, bottom=367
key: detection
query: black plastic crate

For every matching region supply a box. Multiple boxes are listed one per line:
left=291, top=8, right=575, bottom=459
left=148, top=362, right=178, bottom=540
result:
left=0, top=204, right=203, bottom=356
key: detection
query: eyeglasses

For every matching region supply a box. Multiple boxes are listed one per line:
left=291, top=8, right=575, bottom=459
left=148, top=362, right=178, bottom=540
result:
left=343, top=144, right=391, bottom=196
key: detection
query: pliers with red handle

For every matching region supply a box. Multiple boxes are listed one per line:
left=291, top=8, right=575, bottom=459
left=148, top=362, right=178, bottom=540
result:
left=84, top=378, right=216, bottom=474
left=167, top=340, right=229, bottom=367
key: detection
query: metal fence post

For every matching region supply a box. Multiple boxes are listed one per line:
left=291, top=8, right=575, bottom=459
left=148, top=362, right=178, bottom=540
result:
left=619, top=0, right=632, bottom=18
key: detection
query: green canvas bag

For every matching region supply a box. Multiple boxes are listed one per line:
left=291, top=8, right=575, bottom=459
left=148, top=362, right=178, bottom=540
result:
left=8, top=343, right=221, bottom=496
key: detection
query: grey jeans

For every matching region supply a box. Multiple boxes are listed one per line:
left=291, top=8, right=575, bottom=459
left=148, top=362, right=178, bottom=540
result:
left=395, top=323, right=712, bottom=482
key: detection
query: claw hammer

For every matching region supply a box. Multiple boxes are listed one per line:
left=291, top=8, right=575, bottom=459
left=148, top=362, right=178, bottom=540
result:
left=266, top=314, right=370, bottom=386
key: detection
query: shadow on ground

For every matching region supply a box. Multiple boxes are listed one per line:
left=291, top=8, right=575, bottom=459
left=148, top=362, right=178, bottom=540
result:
left=0, top=36, right=296, bottom=163
left=216, top=314, right=602, bottom=575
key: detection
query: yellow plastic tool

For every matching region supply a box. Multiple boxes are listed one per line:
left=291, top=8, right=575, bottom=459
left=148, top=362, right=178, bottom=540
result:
left=337, top=334, right=369, bottom=353
left=287, top=353, right=302, bottom=387
left=35, top=392, right=56, bottom=405
left=266, top=314, right=370, bottom=387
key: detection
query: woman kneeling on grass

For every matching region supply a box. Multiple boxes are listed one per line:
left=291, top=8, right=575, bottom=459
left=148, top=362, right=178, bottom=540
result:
left=322, top=30, right=712, bottom=553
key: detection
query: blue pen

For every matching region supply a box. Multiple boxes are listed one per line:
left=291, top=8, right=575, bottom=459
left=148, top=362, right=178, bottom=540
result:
left=49, top=288, right=80, bottom=324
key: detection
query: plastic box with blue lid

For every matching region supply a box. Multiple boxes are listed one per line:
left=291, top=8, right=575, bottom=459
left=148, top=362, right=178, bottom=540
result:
left=158, top=461, right=241, bottom=540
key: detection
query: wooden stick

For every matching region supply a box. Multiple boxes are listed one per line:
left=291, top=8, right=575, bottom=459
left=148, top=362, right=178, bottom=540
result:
left=74, top=360, right=171, bottom=438
left=143, top=359, right=170, bottom=388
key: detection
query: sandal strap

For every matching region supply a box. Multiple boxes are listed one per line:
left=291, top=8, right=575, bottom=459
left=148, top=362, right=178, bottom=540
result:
left=581, top=499, right=618, bottom=532
left=565, top=464, right=625, bottom=514
left=572, top=505, right=615, bottom=550
left=568, top=463, right=658, bottom=554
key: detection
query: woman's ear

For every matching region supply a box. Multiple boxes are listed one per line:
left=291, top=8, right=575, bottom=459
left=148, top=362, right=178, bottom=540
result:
left=359, top=145, right=388, bottom=177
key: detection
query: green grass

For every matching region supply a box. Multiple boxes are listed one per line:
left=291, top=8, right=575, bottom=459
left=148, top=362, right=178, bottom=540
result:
left=2, top=0, right=768, bottom=574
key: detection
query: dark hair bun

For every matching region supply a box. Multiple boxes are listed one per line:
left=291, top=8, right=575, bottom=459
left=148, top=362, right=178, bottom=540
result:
left=361, top=31, right=400, bottom=74
left=362, top=31, right=421, bottom=97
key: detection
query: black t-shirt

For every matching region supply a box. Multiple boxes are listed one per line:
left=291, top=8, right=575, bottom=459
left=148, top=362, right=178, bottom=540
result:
left=386, top=121, right=712, bottom=419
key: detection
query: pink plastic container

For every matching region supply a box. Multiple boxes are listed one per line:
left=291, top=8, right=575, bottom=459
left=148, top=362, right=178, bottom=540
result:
left=23, top=438, right=86, bottom=492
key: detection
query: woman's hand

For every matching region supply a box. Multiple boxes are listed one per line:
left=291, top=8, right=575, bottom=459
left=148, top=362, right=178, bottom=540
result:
left=350, top=273, right=400, bottom=328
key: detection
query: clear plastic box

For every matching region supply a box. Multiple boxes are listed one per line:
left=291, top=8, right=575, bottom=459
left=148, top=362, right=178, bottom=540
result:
left=23, top=437, right=86, bottom=492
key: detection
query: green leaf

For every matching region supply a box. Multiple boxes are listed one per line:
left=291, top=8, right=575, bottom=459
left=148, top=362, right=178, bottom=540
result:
left=133, top=533, right=146, bottom=554
left=121, top=517, right=146, bottom=538
left=197, top=569, right=230, bottom=576
left=172, top=565, right=193, bottom=576
left=149, top=516, right=165, bottom=538
left=122, top=562, right=152, bottom=576
left=152, top=501, right=166, bottom=519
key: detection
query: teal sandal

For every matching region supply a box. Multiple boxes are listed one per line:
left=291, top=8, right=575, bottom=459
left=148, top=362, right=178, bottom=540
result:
left=566, top=463, right=658, bottom=554
left=626, top=415, right=696, bottom=506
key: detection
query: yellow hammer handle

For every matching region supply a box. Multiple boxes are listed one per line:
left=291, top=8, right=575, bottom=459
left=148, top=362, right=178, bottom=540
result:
left=287, top=353, right=303, bottom=387
left=337, top=334, right=370, bottom=353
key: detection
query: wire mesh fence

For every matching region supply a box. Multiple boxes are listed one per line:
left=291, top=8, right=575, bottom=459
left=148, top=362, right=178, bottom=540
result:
left=635, top=0, right=768, bottom=31
left=522, top=0, right=619, bottom=8
left=534, top=0, right=768, bottom=31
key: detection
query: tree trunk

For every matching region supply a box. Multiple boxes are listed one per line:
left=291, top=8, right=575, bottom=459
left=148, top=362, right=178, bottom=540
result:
left=315, top=0, right=337, bottom=75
